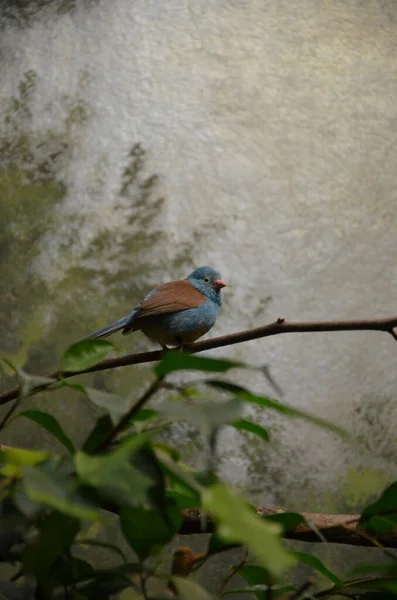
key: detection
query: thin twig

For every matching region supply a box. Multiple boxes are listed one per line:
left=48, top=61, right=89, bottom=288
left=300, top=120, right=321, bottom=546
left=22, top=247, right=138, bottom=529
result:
left=216, top=548, right=249, bottom=597
left=95, top=377, right=164, bottom=452
left=139, top=569, right=150, bottom=600
left=340, top=525, right=397, bottom=562
left=0, top=398, right=21, bottom=431
left=290, top=578, right=315, bottom=600
left=1, top=315, right=397, bottom=407
left=313, top=575, right=397, bottom=598
left=266, top=580, right=273, bottom=600
left=9, top=568, right=22, bottom=582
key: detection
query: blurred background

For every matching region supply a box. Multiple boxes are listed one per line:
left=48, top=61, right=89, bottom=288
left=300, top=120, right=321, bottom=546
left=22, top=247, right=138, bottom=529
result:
left=1, top=0, right=397, bottom=590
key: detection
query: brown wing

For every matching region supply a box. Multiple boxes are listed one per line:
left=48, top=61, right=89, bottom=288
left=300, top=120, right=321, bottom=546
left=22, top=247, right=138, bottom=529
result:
left=134, top=280, right=205, bottom=320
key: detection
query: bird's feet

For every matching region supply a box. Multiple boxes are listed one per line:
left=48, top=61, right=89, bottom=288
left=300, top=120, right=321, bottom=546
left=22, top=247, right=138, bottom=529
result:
left=174, top=336, right=186, bottom=352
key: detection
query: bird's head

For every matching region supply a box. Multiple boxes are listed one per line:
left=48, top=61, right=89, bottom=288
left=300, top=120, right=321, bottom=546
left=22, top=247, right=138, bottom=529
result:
left=187, top=266, right=226, bottom=302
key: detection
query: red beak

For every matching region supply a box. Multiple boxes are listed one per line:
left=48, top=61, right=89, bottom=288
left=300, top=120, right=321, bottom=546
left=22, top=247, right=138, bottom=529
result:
left=214, top=279, right=226, bottom=289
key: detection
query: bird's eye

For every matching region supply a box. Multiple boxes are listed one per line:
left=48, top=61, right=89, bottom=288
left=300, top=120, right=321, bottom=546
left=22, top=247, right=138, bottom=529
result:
left=204, top=277, right=210, bottom=283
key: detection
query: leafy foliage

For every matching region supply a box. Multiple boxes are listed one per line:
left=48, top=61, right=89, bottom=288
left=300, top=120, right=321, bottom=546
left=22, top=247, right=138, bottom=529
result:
left=13, top=410, right=75, bottom=454
left=61, top=339, right=116, bottom=372
left=360, top=481, right=397, bottom=533
left=0, top=343, right=394, bottom=599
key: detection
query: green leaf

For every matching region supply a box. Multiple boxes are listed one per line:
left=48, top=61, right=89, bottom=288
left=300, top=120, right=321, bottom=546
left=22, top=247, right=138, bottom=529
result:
left=172, top=577, right=214, bottom=600
left=132, top=445, right=169, bottom=509
left=264, top=512, right=306, bottom=532
left=62, top=563, right=142, bottom=598
left=167, top=490, right=199, bottom=511
left=158, top=448, right=202, bottom=509
left=81, top=407, right=157, bottom=454
left=292, top=551, right=341, bottom=585
left=76, top=538, right=128, bottom=562
left=220, top=585, right=295, bottom=597
left=75, top=436, right=153, bottom=507
left=159, top=398, right=243, bottom=435
left=239, top=565, right=271, bottom=584
left=153, top=443, right=180, bottom=462
left=133, top=408, right=159, bottom=422
left=238, top=565, right=271, bottom=600
left=81, top=409, right=158, bottom=454
left=231, top=419, right=270, bottom=442
left=155, top=353, right=240, bottom=378
left=360, top=482, right=397, bottom=533
left=21, top=463, right=100, bottom=520
left=52, top=555, right=94, bottom=584
left=120, top=500, right=181, bottom=559
left=58, top=380, right=87, bottom=394
left=155, top=450, right=202, bottom=497
left=22, top=511, right=80, bottom=578
left=13, top=410, right=75, bottom=455
left=203, top=484, right=295, bottom=578
left=1, top=446, right=50, bottom=478
left=208, top=381, right=348, bottom=438
left=61, top=339, right=115, bottom=372
left=82, top=414, right=113, bottom=454
left=208, top=532, right=237, bottom=555
left=84, top=387, right=132, bottom=425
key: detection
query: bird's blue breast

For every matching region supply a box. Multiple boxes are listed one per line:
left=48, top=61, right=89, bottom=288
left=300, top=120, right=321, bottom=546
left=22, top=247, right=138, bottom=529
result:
left=138, top=299, right=220, bottom=346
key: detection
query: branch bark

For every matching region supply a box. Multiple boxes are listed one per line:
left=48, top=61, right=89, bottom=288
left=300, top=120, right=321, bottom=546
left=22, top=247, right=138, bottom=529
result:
left=1, top=315, right=397, bottom=407
left=181, top=507, right=397, bottom=548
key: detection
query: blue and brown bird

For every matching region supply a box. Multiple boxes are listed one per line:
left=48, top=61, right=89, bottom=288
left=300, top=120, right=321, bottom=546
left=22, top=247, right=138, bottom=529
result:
left=82, top=266, right=226, bottom=349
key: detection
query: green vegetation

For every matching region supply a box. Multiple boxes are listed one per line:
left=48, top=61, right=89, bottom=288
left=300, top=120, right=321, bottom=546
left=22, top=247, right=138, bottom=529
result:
left=0, top=344, right=395, bottom=598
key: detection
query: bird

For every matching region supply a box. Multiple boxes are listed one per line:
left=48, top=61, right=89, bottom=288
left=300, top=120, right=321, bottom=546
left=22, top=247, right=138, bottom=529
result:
left=82, top=266, right=226, bottom=349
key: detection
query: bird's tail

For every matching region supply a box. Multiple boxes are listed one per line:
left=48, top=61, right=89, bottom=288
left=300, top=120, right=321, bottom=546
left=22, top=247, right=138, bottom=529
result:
left=81, top=315, right=130, bottom=340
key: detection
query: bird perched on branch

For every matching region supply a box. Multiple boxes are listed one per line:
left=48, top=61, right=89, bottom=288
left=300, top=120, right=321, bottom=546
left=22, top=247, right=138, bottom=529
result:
left=82, top=266, right=226, bottom=349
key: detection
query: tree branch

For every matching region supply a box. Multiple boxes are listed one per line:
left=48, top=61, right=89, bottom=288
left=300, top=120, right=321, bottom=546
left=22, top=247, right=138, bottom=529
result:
left=180, top=507, right=397, bottom=548
left=1, top=315, right=397, bottom=407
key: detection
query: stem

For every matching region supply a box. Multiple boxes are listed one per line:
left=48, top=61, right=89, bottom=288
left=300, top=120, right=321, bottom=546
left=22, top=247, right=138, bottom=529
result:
left=313, top=575, right=397, bottom=598
left=0, top=398, right=21, bottom=431
left=2, top=315, right=397, bottom=406
left=216, top=548, right=248, bottom=597
left=139, top=568, right=150, bottom=600
left=290, top=578, right=314, bottom=600
left=95, top=377, right=164, bottom=452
